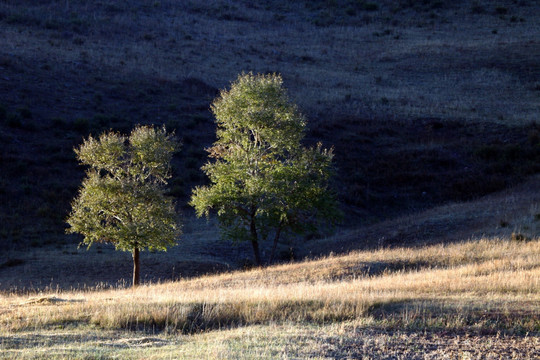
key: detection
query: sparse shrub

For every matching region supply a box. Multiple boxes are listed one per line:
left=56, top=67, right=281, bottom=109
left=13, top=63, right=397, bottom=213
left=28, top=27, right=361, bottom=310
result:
left=474, top=145, right=499, bottom=160
left=18, top=107, right=32, bottom=119
left=51, top=117, right=67, bottom=128
left=313, top=10, right=334, bottom=26
left=72, top=37, right=85, bottom=45
left=30, top=239, right=42, bottom=247
left=528, top=129, right=539, bottom=145
left=5, top=12, right=38, bottom=26
left=0, top=104, right=6, bottom=121
left=44, top=19, right=61, bottom=30
left=105, top=4, right=123, bottom=13
left=6, top=113, right=23, bottom=128
left=499, top=220, right=509, bottom=228
left=1, top=258, right=25, bottom=268
left=362, top=2, right=379, bottom=11
left=36, top=205, right=52, bottom=218
left=73, top=117, right=90, bottom=133
left=300, top=55, right=315, bottom=63
left=495, top=6, right=508, bottom=15
left=511, top=232, right=530, bottom=242
left=471, top=4, right=485, bottom=14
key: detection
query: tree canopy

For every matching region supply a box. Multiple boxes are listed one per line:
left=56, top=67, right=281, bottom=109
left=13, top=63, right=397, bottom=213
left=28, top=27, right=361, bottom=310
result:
left=66, top=125, right=181, bottom=286
left=191, top=73, right=340, bottom=265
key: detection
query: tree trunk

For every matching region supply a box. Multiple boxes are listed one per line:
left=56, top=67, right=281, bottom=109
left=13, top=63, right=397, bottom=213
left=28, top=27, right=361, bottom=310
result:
left=132, top=247, right=140, bottom=287
left=268, top=224, right=283, bottom=265
left=250, top=218, right=262, bottom=266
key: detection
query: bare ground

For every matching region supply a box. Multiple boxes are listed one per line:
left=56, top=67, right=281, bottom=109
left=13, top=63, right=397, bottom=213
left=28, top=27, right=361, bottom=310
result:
left=1, top=325, right=538, bottom=359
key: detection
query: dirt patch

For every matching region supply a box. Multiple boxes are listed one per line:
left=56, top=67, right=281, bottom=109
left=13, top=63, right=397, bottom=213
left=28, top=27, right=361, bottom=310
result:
left=306, top=328, right=540, bottom=360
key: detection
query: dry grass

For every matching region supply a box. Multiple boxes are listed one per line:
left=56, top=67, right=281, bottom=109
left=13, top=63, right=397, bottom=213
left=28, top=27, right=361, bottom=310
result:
left=0, top=236, right=539, bottom=358
left=1, top=0, right=538, bottom=125
left=1, top=237, right=538, bottom=334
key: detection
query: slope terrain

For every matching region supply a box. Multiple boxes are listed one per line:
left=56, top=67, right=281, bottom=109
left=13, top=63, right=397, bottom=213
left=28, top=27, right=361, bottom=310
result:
left=1, top=0, right=539, bottom=254
left=2, top=1, right=539, bottom=358
left=1, top=179, right=539, bottom=358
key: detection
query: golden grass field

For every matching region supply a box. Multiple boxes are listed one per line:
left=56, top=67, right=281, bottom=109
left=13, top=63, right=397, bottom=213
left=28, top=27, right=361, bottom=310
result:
left=1, top=236, right=538, bottom=358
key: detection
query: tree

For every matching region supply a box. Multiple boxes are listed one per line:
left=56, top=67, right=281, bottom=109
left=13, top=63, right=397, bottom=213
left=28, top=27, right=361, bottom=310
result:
left=66, top=125, right=181, bottom=286
left=190, top=73, right=340, bottom=265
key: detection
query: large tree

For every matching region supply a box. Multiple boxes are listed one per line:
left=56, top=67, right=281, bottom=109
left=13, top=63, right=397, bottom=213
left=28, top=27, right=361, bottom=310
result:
left=66, top=125, right=180, bottom=286
left=190, top=73, right=340, bottom=265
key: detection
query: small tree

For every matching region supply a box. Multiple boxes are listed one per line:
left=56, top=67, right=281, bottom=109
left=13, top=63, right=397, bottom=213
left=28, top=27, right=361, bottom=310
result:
left=66, top=125, right=180, bottom=286
left=190, top=73, right=340, bottom=265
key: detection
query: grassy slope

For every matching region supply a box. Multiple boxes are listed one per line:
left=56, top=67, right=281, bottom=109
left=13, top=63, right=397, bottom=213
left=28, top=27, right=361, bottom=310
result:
left=1, top=238, right=538, bottom=358
left=1, top=175, right=539, bottom=292
left=1, top=0, right=539, bottom=251
left=1, top=178, right=539, bottom=358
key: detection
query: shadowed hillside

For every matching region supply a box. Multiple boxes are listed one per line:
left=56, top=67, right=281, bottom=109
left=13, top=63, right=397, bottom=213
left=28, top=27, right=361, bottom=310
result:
left=1, top=0, right=539, bottom=255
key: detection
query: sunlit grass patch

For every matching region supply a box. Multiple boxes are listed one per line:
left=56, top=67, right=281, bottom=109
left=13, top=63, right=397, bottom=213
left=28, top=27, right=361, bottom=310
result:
left=1, top=237, right=538, bottom=337
left=0, top=237, right=538, bottom=358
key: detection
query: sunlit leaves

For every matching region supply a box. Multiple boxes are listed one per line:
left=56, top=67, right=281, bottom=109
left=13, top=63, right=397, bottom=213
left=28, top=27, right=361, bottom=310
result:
left=191, top=73, right=340, bottom=264
left=66, top=126, right=181, bottom=253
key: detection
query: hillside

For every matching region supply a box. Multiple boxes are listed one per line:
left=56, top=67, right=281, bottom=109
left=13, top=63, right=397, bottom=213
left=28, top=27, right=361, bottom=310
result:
left=1, top=0, right=539, bottom=253
left=1, top=1, right=539, bottom=357
left=1, top=173, right=538, bottom=292
left=1, top=184, right=539, bottom=357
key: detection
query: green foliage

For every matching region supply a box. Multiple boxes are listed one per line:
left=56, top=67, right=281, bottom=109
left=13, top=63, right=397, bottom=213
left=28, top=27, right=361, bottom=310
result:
left=191, top=73, right=340, bottom=265
left=66, top=126, right=181, bottom=283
